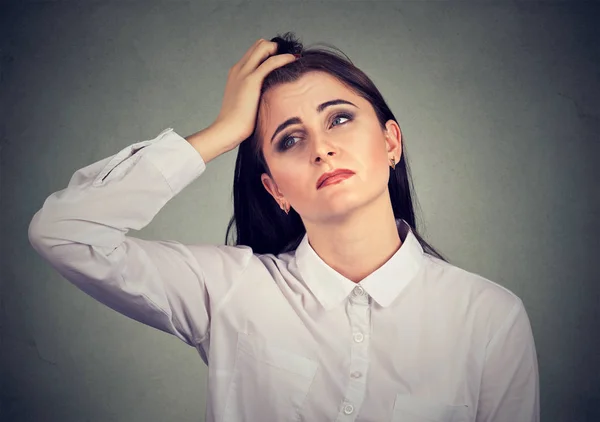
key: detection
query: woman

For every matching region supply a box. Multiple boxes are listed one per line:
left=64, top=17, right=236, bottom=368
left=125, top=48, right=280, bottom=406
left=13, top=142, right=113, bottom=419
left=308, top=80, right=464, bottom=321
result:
left=28, top=33, right=539, bottom=421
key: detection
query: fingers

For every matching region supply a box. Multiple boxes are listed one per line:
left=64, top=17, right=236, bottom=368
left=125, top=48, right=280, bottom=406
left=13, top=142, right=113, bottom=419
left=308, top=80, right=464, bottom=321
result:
left=231, top=38, right=296, bottom=83
left=235, top=38, right=265, bottom=72
left=240, top=39, right=279, bottom=75
left=254, top=53, right=296, bottom=79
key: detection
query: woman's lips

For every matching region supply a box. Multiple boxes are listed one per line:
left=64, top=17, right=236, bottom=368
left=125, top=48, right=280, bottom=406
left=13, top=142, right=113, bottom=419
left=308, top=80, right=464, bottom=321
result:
left=318, top=173, right=354, bottom=189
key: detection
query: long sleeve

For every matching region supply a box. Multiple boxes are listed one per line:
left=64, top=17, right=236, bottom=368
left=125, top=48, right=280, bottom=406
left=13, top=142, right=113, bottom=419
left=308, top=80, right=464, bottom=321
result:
left=476, top=299, right=540, bottom=422
left=28, top=128, right=254, bottom=351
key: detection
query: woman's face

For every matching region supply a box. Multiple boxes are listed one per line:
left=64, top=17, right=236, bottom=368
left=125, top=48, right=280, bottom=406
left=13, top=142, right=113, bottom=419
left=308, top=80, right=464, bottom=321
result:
left=259, top=71, right=401, bottom=224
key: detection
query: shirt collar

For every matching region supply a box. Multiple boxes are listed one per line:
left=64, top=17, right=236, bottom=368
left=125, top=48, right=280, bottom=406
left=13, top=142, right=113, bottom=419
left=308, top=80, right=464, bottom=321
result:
left=294, top=218, right=425, bottom=310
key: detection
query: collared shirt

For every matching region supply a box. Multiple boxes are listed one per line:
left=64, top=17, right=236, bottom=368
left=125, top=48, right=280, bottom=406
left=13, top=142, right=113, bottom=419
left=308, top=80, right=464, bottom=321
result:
left=28, top=128, right=540, bottom=422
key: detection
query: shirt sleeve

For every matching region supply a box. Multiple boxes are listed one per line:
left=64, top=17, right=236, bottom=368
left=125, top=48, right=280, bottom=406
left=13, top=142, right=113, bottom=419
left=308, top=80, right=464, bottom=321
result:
left=476, top=299, right=540, bottom=422
left=27, top=128, right=254, bottom=350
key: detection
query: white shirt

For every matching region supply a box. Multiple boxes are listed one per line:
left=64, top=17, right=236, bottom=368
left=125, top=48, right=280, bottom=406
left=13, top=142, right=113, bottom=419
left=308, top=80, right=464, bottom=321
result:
left=28, top=128, right=540, bottom=422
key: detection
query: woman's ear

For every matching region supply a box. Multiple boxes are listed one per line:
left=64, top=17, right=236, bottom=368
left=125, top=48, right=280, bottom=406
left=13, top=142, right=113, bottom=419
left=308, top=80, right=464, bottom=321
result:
left=261, top=173, right=285, bottom=202
left=384, top=120, right=402, bottom=160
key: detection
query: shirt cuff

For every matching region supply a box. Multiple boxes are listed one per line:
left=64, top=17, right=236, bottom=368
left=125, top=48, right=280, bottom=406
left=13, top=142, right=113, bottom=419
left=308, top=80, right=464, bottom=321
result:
left=141, top=128, right=207, bottom=196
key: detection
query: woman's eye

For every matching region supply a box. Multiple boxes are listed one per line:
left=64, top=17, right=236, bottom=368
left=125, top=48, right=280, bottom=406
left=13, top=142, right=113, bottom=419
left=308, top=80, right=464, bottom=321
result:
left=331, top=113, right=352, bottom=127
left=278, top=112, right=353, bottom=152
left=281, top=135, right=300, bottom=150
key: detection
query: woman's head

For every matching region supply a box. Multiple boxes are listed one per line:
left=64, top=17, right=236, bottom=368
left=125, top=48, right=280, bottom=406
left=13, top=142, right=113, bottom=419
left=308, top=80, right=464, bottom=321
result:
left=225, top=32, right=447, bottom=262
left=258, top=70, right=402, bottom=227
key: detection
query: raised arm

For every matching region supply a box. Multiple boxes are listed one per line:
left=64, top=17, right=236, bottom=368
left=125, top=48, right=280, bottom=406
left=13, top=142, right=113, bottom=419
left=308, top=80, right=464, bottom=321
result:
left=27, top=127, right=250, bottom=349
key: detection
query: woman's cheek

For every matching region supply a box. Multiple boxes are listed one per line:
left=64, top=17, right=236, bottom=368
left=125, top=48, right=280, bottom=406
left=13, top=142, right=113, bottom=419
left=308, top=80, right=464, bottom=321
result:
left=279, top=168, right=307, bottom=196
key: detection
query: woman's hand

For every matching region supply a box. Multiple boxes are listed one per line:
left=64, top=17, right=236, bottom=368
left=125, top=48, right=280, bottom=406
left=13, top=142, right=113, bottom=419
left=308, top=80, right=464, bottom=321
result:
left=210, top=39, right=297, bottom=150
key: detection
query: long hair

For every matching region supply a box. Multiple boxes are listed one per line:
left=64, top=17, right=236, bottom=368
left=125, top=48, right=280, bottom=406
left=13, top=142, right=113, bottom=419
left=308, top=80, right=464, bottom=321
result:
left=225, top=32, right=448, bottom=262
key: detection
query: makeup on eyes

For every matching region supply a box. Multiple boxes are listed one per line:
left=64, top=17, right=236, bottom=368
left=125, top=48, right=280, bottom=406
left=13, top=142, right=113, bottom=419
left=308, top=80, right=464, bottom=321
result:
left=275, top=110, right=355, bottom=152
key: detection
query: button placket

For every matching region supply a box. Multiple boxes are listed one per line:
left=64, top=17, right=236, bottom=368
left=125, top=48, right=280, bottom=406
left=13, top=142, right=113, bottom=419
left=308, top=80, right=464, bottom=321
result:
left=335, top=293, right=371, bottom=421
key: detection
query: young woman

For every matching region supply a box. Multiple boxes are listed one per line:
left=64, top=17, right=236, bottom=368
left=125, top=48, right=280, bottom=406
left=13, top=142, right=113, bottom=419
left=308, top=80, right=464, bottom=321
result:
left=29, top=33, right=539, bottom=422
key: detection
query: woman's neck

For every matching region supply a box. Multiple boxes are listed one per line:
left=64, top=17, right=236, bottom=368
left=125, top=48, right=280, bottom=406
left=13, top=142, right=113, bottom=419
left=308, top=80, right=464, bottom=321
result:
left=303, top=194, right=402, bottom=284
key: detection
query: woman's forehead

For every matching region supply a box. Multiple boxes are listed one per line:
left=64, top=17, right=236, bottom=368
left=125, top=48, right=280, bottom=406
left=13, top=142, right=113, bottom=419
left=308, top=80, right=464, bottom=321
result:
left=264, top=72, right=352, bottom=106
left=260, top=76, right=358, bottom=127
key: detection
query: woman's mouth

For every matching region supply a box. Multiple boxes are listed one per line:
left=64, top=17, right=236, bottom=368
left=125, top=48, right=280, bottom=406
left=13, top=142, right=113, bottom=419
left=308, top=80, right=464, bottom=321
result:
left=317, top=173, right=354, bottom=189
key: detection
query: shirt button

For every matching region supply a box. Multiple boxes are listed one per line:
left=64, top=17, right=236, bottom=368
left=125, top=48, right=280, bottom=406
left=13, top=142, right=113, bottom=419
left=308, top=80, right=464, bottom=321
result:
left=353, top=332, right=364, bottom=343
left=351, top=371, right=362, bottom=378
left=344, top=404, right=354, bottom=414
left=353, top=286, right=365, bottom=296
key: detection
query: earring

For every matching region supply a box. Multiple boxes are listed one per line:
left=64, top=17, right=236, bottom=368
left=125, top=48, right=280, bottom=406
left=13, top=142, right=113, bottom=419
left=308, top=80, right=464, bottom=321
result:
left=280, top=202, right=289, bottom=215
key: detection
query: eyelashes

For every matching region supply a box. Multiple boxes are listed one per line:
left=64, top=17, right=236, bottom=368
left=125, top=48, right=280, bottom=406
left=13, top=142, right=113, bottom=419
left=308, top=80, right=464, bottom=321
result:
left=276, top=111, right=354, bottom=152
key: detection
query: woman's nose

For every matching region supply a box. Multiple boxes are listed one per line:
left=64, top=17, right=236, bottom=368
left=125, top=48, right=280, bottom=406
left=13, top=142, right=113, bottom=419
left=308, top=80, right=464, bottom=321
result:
left=312, top=134, right=337, bottom=161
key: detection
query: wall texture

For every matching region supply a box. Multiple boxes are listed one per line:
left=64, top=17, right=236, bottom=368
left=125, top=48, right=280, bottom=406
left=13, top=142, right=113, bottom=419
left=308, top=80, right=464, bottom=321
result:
left=1, top=1, right=598, bottom=421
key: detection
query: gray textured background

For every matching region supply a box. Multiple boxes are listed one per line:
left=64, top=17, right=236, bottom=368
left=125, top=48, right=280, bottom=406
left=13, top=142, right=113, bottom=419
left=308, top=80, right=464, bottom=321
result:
left=1, top=1, right=599, bottom=421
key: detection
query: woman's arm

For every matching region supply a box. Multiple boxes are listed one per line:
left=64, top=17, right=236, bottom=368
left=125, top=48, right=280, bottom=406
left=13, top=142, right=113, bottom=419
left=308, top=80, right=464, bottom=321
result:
left=27, top=128, right=253, bottom=350
left=476, top=299, right=540, bottom=421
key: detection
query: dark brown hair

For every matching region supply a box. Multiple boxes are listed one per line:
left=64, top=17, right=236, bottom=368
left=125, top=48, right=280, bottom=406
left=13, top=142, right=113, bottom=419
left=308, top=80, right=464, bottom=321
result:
left=225, top=32, right=447, bottom=262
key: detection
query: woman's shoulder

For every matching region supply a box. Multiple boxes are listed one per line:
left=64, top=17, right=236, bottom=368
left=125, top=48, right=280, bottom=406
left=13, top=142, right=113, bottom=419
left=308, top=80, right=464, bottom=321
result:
left=422, top=253, right=523, bottom=313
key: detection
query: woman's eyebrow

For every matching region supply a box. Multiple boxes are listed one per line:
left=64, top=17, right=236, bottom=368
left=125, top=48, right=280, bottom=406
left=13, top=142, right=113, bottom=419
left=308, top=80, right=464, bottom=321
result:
left=270, top=99, right=358, bottom=144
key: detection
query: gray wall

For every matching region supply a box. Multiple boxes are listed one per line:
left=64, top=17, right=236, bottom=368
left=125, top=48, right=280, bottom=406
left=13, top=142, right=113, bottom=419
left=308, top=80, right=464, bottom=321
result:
left=1, top=1, right=598, bottom=421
